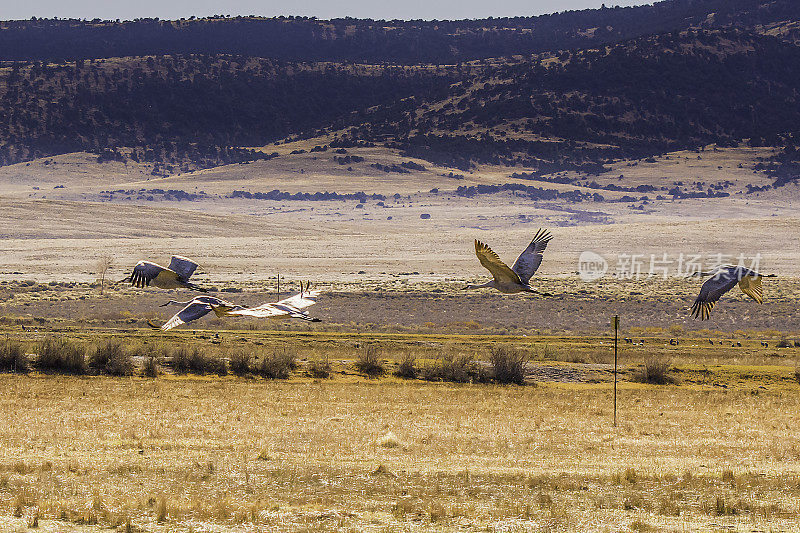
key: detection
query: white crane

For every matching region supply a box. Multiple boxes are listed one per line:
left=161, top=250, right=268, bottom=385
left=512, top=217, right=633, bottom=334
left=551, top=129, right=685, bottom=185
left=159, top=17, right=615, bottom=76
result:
left=149, top=282, right=321, bottom=331
left=219, top=281, right=321, bottom=322
left=465, top=228, right=553, bottom=294
left=690, top=265, right=776, bottom=320
left=127, top=255, right=207, bottom=291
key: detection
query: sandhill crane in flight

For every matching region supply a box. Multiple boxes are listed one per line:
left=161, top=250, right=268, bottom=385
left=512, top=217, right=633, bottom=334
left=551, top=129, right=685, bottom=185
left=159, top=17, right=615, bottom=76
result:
left=127, top=255, right=207, bottom=292
left=148, top=296, right=235, bottom=331
left=149, top=282, right=321, bottom=331
left=219, top=281, right=321, bottom=322
left=465, top=228, right=553, bottom=295
left=690, top=265, right=776, bottom=320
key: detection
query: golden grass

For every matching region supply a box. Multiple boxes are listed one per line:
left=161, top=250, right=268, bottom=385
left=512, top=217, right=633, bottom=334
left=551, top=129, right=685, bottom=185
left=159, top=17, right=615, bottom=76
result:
left=1, top=274, right=799, bottom=530
left=1, top=374, right=799, bottom=531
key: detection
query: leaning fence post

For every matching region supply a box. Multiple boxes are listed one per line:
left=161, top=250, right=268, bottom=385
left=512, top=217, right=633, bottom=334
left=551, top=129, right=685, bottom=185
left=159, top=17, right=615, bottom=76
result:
left=613, top=315, right=619, bottom=427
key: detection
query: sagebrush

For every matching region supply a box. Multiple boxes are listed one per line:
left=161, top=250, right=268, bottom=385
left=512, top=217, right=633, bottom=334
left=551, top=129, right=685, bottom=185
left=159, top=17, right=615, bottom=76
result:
left=0, top=339, right=30, bottom=373
left=36, top=336, right=87, bottom=374
left=355, top=344, right=384, bottom=377
left=489, top=345, right=528, bottom=385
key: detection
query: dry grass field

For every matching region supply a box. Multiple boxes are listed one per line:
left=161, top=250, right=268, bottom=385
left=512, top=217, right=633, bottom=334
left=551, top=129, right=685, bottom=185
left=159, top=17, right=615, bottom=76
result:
left=2, top=143, right=800, bottom=531
left=1, top=371, right=800, bottom=532
left=1, top=318, right=800, bottom=531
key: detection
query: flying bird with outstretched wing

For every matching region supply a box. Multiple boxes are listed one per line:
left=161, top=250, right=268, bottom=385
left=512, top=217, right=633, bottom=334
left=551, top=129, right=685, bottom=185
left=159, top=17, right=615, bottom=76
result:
left=690, top=265, right=775, bottom=320
left=127, top=255, right=207, bottom=291
left=148, top=282, right=321, bottom=331
left=465, top=228, right=553, bottom=295
left=221, top=281, right=321, bottom=322
left=148, top=296, right=237, bottom=331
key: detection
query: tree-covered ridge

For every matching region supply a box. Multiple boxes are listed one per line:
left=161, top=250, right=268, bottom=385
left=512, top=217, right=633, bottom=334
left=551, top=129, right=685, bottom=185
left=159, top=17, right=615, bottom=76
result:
left=0, top=0, right=797, bottom=63
left=0, top=0, right=799, bottom=176
left=343, top=29, right=800, bottom=171
left=0, top=55, right=463, bottom=166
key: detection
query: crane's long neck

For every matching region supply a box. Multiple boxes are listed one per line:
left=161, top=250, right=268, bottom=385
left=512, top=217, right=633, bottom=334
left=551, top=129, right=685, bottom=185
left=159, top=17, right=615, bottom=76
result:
left=185, top=282, right=208, bottom=292
left=691, top=269, right=720, bottom=278
left=160, top=299, right=192, bottom=307
left=464, top=280, right=495, bottom=290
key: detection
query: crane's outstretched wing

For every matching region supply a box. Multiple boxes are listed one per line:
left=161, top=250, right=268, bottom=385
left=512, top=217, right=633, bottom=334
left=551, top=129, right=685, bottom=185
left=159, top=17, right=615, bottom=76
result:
left=158, top=300, right=215, bottom=331
left=168, top=256, right=199, bottom=280
left=511, top=228, right=553, bottom=284
left=690, top=267, right=741, bottom=320
left=224, top=303, right=319, bottom=320
left=738, top=273, right=763, bottom=303
left=277, top=289, right=320, bottom=310
left=474, top=240, right=521, bottom=285
left=225, top=304, right=287, bottom=318
left=189, top=296, right=230, bottom=306
left=129, top=261, right=170, bottom=288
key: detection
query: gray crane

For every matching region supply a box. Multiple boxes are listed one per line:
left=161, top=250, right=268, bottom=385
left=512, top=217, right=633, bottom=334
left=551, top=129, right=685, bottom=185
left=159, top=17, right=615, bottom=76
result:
left=465, top=228, right=553, bottom=295
left=690, top=265, right=776, bottom=320
left=127, top=255, right=207, bottom=292
left=148, top=296, right=236, bottom=331
left=220, top=281, right=321, bottom=322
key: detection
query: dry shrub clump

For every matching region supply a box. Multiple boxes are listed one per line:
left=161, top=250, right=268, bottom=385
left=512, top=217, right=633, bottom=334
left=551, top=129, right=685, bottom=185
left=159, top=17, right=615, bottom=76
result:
left=489, top=345, right=528, bottom=385
left=355, top=344, right=385, bottom=377
left=172, top=346, right=198, bottom=374
left=632, top=358, right=675, bottom=385
left=0, top=338, right=30, bottom=373
left=206, top=356, right=228, bottom=376
left=90, top=339, right=134, bottom=376
left=142, top=355, right=160, bottom=377
left=307, top=356, right=332, bottom=378
left=228, top=350, right=253, bottom=376
left=704, top=496, right=739, bottom=516
left=256, top=347, right=296, bottom=379
left=420, top=351, right=488, bottom=383
left=395, top=354, right=417, bottom=379
left=173, top=346, right=227, bottom=375
left=36, top=336, right=87, bottom=374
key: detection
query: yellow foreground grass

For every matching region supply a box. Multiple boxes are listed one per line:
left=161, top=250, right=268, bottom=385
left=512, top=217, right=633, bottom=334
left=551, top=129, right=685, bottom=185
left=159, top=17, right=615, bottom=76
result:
left=1, top=375, right=799, bottom=532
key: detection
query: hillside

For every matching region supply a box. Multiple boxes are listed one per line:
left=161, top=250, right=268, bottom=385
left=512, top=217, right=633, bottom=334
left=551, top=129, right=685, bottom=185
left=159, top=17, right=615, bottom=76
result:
left=0, top=56, right=462, bottom=167
left=0, top=0, right=798, bottom=184
left=0, top=0, right=798, bottom=63
left=355, top=30, right=800, bottom=174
